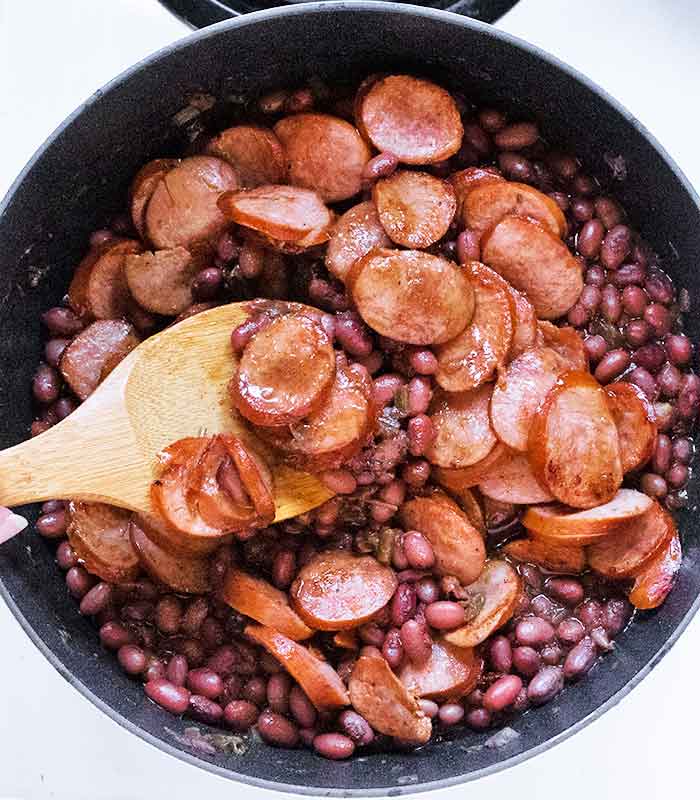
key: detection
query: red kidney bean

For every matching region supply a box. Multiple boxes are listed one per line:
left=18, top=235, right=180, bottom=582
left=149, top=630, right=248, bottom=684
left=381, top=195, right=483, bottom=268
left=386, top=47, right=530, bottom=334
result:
left=456, top=229, right=481, bottom=264
left=313, top=732, right=355, bottom=760
left=667, top=463, right=689, bottom=490
left=216, top=231, right=239, bottom=263
left=271, top=549, right=297, bottom=590
left=527, top=666, right=564, bottom=705
left=557, top=618, right=585, bottom=645
left=42, top=499, right=64, bottom=513
left=498, top=152, right=533, bottom=183
left=266, top=672, right=292, bottom=714
left=515, top=617, right=556, bottom=647
left=391, top=583, right=417, bottom=627
left=518, top=564, right=542, bottom=593
left=572, top=197, right=594, bottom=222
left=583, top=335, right=608, bottom=363
left=382, top=628, right=404, bottom=669
left=478, top=108, right=506, bottom=132
left=494, top=121, right=538, bottom=150
left=563, top=637, right=597, bottom=680
left=579, top=285, right=601, bottom=313
left=358, top=623, right=385, bottom=647
left=549, top=192, right=569, bottom=212
left=79, top=582, right=112, bottom=616
left=438, top=702, right=465, bottom=726
left=489, top=635, right=513, bottom=673
left=358, top=349, right=383, bottom=374
left=187, top=668, right=224, bottom=699
left=575, top=599, right=603, bottom=629
left=361, top=151, right=399, bottom=187
left=547, top=578, right=584, bottom=606
left=658, top=363, right=682, bottom=397
left=603, top=598, right=632, bottom=636
left=44, top=338, right=70, bottom=369
left=224, top=699, right=259, bottom=731
left=257, top=710, right=299, bottom=748
left=614, top=263, right=646, bottom=289
left=206, top=645, right=239, bottom=677
left=624, top=319, right=651, bottom=347
left=53, top=397, right=78, bottom=421
left=402, top=459, right=431, bottom=488
left=585, top=265, right=607, bottom=287
left=466, top=689, right=484, bottom=707
left=181, top=597, right=209, bottom=636
left=189, top=695, right=223, bottom=725
left=645, top=270, right=674, bottom=305
left=166, top=654, right=189, bottom=686
left=483, top=675, right=522, bottom=712
left=594, top=197, right=623, bottom=230
left=242, top=676, right=268, bottom=706
left=530, top=594, right=562, bottom=620
left=634, top=343, right=666, bottom=373
left=192, top=267, right=223, bottom=300
left=425, top=601, right=465, bottom=630
left=98, top=620, right=134, bottom=650
left=338, top=709, right=375, bottom=745
left=121, top=600, right=154, bottom=622
left=665, top=334, right=692, bottom=366
left=591, top=626, right=613, bottom=651
left=175, top=638, right=206, bottom=668
left=230, top=314, right=271, bottom=353
left=298, top=728, right=317, bottom=748
left=403, top=531, right=435, bottom=570
left=627, top=367, right=658, bottom=401
left=577, top=219, right=605, bottom=258
left=379, top=479, right=406, bottom=508
left=145, top=679, right=190, bottom=714
left=200, top=617, right=224, bottom=652
left=335, top=311, right=373, bottom=357
left=288, top=686, right=317, bottom=729
left=401, top=619, right=432, bottom=667
left=677, top=373, right=700, bottom=419
left=416, top=577, right=440, bottom=605
left=574, top=172, right=597, bottom=194
left=600, top=285, right=622, bottom=323
left=41, top=307, right=83, bottom=336
left=90, top=228, right=115, bottom=247
left=567, top=303, right=589, bottom=328
left=155, top=596, right=182, bottom=635
left=143, top=657, right=167, bottom=683
left=672, top=437, right=693, bottom=465
left=56, top=541, right=77, bottom=570
left=117, top=644, right=147, bottom=676
left=260, top=651, right=283, bottom=674
left=594, top=349, right=630, bottom=384
left=407, top=376, right=432, bottom=416
left=373, top=373, right=404, bottom=406
left=36, top=509, right=67, bottom=538
left=466, top=708, right=492, bottom=730
left=319, top=469, right=357, bottom=496
left=406, top=349, right=438, bottom=378
left=600, top=225, right=632, bottom=270
left=540, top=643, right=563, bottom=665
left=65, top=565, right=95, bottom=599
left=462, top=122, right=491, bottom=157
left=545, top=151, right=577, bottom=182
left=643, top=304, right=672, bottom=337
left=392, top=536, right=410, bottom=570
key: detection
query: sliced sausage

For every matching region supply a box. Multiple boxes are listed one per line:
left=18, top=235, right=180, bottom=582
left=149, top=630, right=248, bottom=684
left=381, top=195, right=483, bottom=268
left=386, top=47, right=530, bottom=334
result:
left=628, top=532, right=681, bottom=610
left=400, top=496, right=486, bottom=586
left=508, top=286, right=538, bottom=359
left=129, top=158, right=179, bottom=241
left=490, top=346, right=568, bottom=452
left=606, top=382, right=657, bottom=473
left=433, top=442, right=508, bottom=492
left=522, top=489, right=653, bottom=545
left=130, top=512, right=223, bottom=557
left=60, top=319, right=140, bottom=400
left=356, top=74, right=463, bottom=165
left=426, top=383, right=497, bottom=469
left=325, top=201, right=392, bottom=283
left=124, top=247, right=200, bottom=316
left=481, top=215, right=584, bottom=320
left=435, top=261, right=514, bottom=392
left=537, top=322, right=588, bottom=371
left=443, top=561, right=521, bottom=648
left=348, top=249, right=474, bottom=346
left=274, top=113, right=371, bottom=203
left=478, top=450, right=554, bottom=504
left=450, top=166, right=504, bottom=221
left=349, top=655, right=432, bottom=744
left=333, top=630, right=359, bottom=650
left=68, top=239, right=142, bottom=321
left=129, top=517, right=211, bottom=594
left=223, top=568, right=312, bottom=641
left=218, top=185, right=333, bottom=249
left=588, top=501, right=674, bottom=579
left=290, top=551, right=398, bottom=631
left=206, top=124, right=286, bottom=188
left=503, top=537, right=586, bottom=574
left=66, top=501, right=139, bottom=583
left=450, top=487, right=486, bottom=535
left=246, top=625, right=349, bottom=710
left=145, top=156, right=239, bottom=250
left=399, top=641, right=482, bottom=701
left=528, top=371, right=623, bottom=508
left=464, top=181, right=566, bottom=239
left=231, top=313, right=336, bottom=426
left=373, top=171, right=456, bottom=248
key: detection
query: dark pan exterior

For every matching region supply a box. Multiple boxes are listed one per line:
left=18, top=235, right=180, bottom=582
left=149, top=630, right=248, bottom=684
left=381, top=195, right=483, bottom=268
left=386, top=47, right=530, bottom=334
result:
left=0, top=3, right=698, bottom=795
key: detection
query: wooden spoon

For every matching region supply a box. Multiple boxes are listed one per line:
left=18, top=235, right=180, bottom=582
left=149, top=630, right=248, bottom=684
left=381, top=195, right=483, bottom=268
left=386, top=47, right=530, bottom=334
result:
left=0, top=303, right=332, bottom=520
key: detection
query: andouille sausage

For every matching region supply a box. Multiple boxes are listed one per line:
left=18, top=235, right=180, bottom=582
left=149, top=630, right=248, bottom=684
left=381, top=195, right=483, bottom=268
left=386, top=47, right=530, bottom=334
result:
left=274, top=113, right=371, bottom=203
left=605, top=382, right=657, bottom=473
left=124, top=247, right=201, bottom=316
left=130, top=512, right=224, bottom=557
left=433, top=443, right=508, bottom=492
left=628, top=532, right=681, bottom=610
left=59, top=319, right=140, bottom=400
left=503, top=537, right=587, bottom=574
left=478, top=450, right=554, bottom=505
left=528, top=371, right=623, bottom=508
left=537, top=321, right=588, bottom=372
left=348, top=249, right=474, bottom=345
left=507, top=286, right=539, bottom=360
left=290, top=551, right=398, bottom=630
left=373, top=171, right=456, bottom=249
left=325, top=201, right=392, bottom=283
left=206, top=124, right=286, bottom=188
left=231, top=313, right=336, bottom=426
left=399, top=641, right=482, bottom=702
left=450, top=166, right=504, bottom=221
left=450, top=486, right=487, bottom=535
left=129, top=158, right=179, bottom=241
left=356, top=75, right=463, bottom=165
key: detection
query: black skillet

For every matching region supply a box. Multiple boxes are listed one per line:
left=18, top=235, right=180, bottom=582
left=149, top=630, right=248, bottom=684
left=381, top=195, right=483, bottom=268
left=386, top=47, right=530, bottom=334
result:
left=1, top=2, right=699, bottom=795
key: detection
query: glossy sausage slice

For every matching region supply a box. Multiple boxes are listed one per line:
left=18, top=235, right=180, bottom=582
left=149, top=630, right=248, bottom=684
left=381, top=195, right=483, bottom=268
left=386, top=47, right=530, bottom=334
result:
left=129, top=158, right=179, bottom=241
left=426, top=384, right=498, bottom=469
left=218, top=185, right=332, bottom=249
left=481, top=215, right=583, bottom=320
left=503, top=537, right=586, bottom=574
left=400, top=496, right=486, bottom=586
left=399, top=641, right=482, bottom=701
left=628, top=532, right=681, bottom=610
left=325, top=201, right=392, bottom=283
left=450, top=487, right=486, bottom=535
left=478, top=450, right=554, bottom=505
left=274, top=113, right=371, bottom=203
left=290, top=551, right=398, bottom=631
left=349, top=249, right=474, bottom=346
left=435, top=262, right=514, bottom=392
left=246, top=625, right=349, bottom=710
left=464, top=181, right=566, bottom=239
left=124, top=247, right=200, bottom=316
left=489, top=347, right=568, bottom=452
left=433, top=442, right=508, bottom=492
left=349, top=655, right=432, bottom=744
left=507, top=286, right=538, bottom=360
left=231, top=313, right=336, bottom=426
left=223, top=568, right=312, bottom=641
left=206, top=124, right=286, bottom=188
left=67, top=501, right=139, bottom=583
left=130, top=512, right=224, bottom=557
left=443, top=560, right=521, bottom=648
left=528, top=371, right=623, bottom=508
left=145, top=156, right=239, bottom=250
left=605, top=382, right=657, bottom=473
left=60, top=319, right=140, bottom=400
left=537, top=322, right=588, bottom=372
left=373, top=171, right=456, bottom=248
left=450, top=166, right=504, bottom=221
left=588, top=501, right=674, bottom=579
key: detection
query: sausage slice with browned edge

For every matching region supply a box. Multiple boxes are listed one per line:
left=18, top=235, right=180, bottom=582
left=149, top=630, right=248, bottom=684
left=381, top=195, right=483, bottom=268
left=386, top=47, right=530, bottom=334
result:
left=628, top=532, right=681, bottom=610
left=478, top=450, right=554, bottom=504
left=290, top=551, right=398, bottom=630
left=450, top=166, right=504, bottom=221
left=507, top=286, right=538, bottom=359
left=124, top=247, right=201, bottom=316
left=399, top=641, right=482, bottom=701
left=503, top=538, right=587, bottom=574
left=206, top=124, right=286, bottom=188
left=129, top=158, right=179, bottom=241
left=433, top=443, right=508, bottom=492
left=325, top=201, right=392, bottom=282
left=537, top=321, right=588, bottom=372
left=605, top=382, right=657, bottom=473
left=131, top=512, right=224, bottom=557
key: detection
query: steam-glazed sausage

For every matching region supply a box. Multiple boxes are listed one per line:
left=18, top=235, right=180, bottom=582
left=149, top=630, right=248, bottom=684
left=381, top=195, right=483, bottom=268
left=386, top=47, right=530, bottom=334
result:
left=129, top=158, right=179, bottom=240
left=450, top=166, right=504, bottom=221
left=399, top=641, right=482, bottom=701
left=605, top=382, right=657, bottom=473
left=206, top=124, right=286, bottom=188
left=504, top=538, right=587, bottom=574
left=125, top=247, right=201, bottom=316
left=628, top=532, right=681, bottom=610
left=478, top=450, right=554, bottom=505
left=325, top=201, right=392, bottom=282
left=130, top=512, right=223, bottom=557
left=463, top=181, right=566, bottom=238
left=537, top=321, right=588, bottom=371
left=507, top=286, right=538, bottom=359
left=433, top=443, right=508, bottom=492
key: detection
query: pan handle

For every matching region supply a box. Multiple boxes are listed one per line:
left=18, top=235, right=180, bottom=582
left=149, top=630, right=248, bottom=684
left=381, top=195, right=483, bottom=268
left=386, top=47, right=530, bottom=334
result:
left=157, top=0, right=240, bottom=30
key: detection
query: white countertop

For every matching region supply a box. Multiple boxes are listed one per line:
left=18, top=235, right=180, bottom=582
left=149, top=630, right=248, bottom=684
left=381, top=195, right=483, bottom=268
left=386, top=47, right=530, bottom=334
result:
left=1, top=1, right=699, bottom=798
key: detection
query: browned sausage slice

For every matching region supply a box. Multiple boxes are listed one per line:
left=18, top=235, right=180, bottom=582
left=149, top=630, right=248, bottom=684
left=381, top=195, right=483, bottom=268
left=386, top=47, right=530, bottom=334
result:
left=528, top=371, right=623, bottom=508
left=145, top=155, right=239, bottom=250
left=130, top=158, right=179, bottom=241
left=349, top=249, right=474, bottom=345
left=356, top=75, right=463, bottom=165
left=231, top=313, right=336, bottom=426
left=537, top=322, right=588, bottom=371
left=481, top=215, right=583, bottom=320
left=349, top=655, right=432, bottom=744
left=426, top=383, right=497, bottom=468
left=628, top=532, right=681, bottom=610
left=478, top=450, right=554, bottom=504
left=605, top=382, right=657, bottom=473
left=223, top=568, right=312, bottom=640
left=325, top=201, right=392, bottom=282
left=206, top=125, right=286, bottom=188
left=373, top=171, right=456, bottom=248
left=490, top=347, right=568, bottom=452
left=508, top=286, right=538, bottom=359
left=450, top=166, right=504, bottom=221
left=435, top=262, right=514, bottom=392
left=399, top=641, right=482, bottom=701
left=503, top=537, right=586, bottom=573
left=400, top=496, right=486, bottom=586
left=464, top=181, right=566, bottom=238
left=274, top=113, right=371, bottom=202
left=450, top=487, right=486, bottom=534
left=443, top=561, right=521, bottom=648
left=60, top=320, right=140, bottom=400
left=124, top=247, right=200, bottom=316
left=246, top=625, right=349, bottom=710
left=67, top=501, right=139, bottom=583
left=588, top=500, right=673, bottom=578
left=433, top=443, right=508, bottom=492
left=218, top=185, right=333, bottom=248
left=291, top=551, right=398, bottom=630
left=131, top=512, right=224, bottom=557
